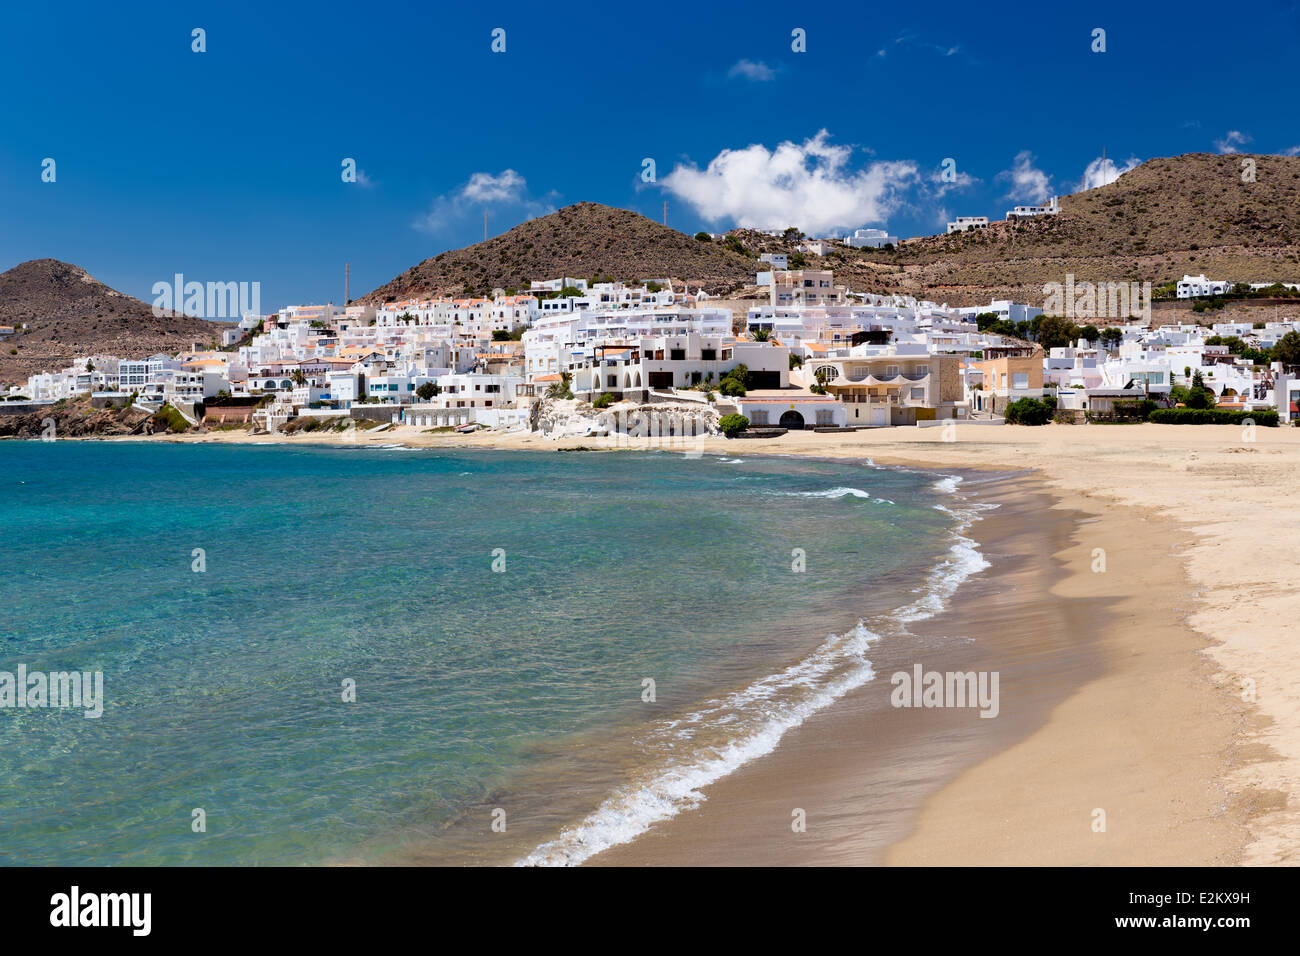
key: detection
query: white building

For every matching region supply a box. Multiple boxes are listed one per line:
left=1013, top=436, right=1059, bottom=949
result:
left=947, top=216, right=989, bottom=234
left=118, top=355, right=181, bottom=393
left=797, top=240, right=836, bottom=256
left=433, top=372, right=526, bottom=409
left=844, top=228, right=898, bottom=248
left=1005, top=197, right=1059, bottom=219
left=523, top=306, right=732, bottom=380
left=569, top=335, right=789, bottom=399
left=1176, top=274, right=1232, bottom=299
left=736, top=394, right=848, bottom=430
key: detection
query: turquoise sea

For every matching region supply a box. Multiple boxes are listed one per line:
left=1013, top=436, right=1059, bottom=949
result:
left=0, top=441, right=981, bottom=866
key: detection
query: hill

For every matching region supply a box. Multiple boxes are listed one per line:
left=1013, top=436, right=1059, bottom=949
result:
left=360, top=202, right=758, bottom=302
left=753, top=153, right=1300, bottom=308
left=0, top=259, right=221, bottom=385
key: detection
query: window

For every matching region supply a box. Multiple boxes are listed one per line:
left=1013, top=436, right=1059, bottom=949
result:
left=1012, top=373, right=1029, bottom=389
left=914, top=365, right=928, bottom=376
left=670, top=349, right=685, bottom=361
left=701, top=349, right=716, bottom=361
left=910, top=387, right=925, bottom=400
left=884, top=365, right=899, bottom=378
left=751, top=410, right=769, bottom=425
left=816, top=410, right=833, bottom=425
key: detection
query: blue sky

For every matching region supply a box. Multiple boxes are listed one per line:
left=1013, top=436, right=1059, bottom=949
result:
left=3, top=0, right=1299, bottom=311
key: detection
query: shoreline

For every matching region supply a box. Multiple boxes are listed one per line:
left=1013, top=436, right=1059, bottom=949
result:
left=590, top=470, right=1115, bottom=865
left=36, top=421, right=1299, bottom=865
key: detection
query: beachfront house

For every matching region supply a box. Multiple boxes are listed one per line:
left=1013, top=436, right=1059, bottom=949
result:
left=801, top=349, right=967, bottom=426
left=734, top=393, right=848, bottom=430
left=967, top=350, right=1045, bottom=416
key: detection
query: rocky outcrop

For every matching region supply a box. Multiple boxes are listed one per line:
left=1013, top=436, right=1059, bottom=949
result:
left=530, top=397, right=721, bottom=441
left=0, top=397, right=153, bottom=438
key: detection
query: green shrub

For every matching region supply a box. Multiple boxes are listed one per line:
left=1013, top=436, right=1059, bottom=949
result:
left=152, top=404, right=190, bottom=433
left=1147, top=408, right=1278, bottom=426
left=1108, top=398, right=1157, bottom=420
left=1004, top=397, right=1052, bottom=425
left=592, top=392, right=615, bottom=409
left=718, top=377, right=746, bottom=397
left=718, top=414, right=749, bottom=437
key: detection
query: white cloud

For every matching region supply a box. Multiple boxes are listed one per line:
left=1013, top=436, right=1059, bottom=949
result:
left=1280, top=145, right=1300, bottom=156
left=1078, top=155, right=1141, bottom=191
left=876, top=32, right=961, bottom=59
left=414, top=170, right=556, bottom=236
left=355, top=169, right=374, bottom=188
left=461, top=169, right=527, bottom=203
left=660, top=130, right=917, bottom=235
left=930, top=166, right=979, bottom=198
left=999, top=150, right=1052, bottom=203
left=728, top=59, right=775, bottom=81
left=1215, top=130, right=1251, bottom=154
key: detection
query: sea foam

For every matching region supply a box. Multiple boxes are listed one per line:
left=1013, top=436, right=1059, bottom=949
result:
left=518, top=471, right=992, bottom=867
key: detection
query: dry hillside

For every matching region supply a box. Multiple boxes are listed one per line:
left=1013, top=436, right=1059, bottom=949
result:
left=778, top=153, right=1300, bottom=308
left=361, top=202, right=757, bottom=302
left=0, top=259, right=220, bottom=385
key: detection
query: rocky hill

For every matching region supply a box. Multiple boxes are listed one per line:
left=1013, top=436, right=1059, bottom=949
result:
left=750, top=153, right=1300, bottom=308
left=361, top=202, right=758, bottom=302
left=0, top=259, right=220, bottom=385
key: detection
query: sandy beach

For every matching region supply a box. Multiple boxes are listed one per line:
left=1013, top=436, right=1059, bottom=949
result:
left=110, top=421, right=1300, bottom=865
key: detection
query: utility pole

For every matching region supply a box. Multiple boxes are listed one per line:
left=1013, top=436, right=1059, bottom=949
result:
left=345, top=262, right=350, bottom=305
left=663, top=201, right=668, bottom=226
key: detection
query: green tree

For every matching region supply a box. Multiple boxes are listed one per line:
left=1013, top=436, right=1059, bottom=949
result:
left=1036, top=315, right=1081, bottom=351
left=415, top=382, right=440, bottom=401
left=1273, top=330, right=1300, bottom=368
